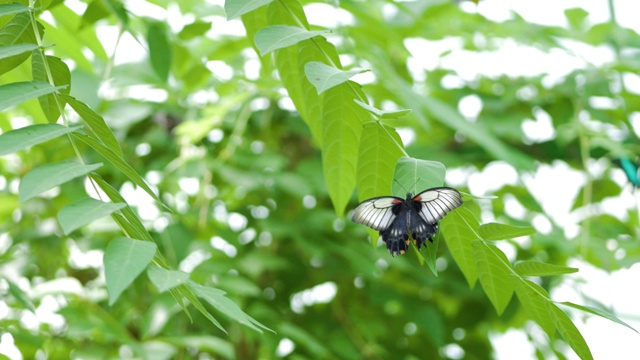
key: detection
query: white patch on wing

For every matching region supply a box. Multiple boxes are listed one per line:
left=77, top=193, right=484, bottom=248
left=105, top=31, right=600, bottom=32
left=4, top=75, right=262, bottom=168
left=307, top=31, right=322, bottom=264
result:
left=415, top=188, right=462, bottom=224
left=351, top=196, right=400, bottom=231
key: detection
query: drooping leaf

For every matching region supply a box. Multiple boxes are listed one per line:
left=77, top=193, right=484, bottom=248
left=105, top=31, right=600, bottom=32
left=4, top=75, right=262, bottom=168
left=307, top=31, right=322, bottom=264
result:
left=392, top=157, right=445, bottom=197
left=254, top=25, right=328, bottom=55
left=72, top=133, right=163, bottom=206
left=559, top=301, right=638, bottom=334
left=104, top=237, right=157, bottom=305
left=515, top=261, right=578, bottom=277
left=478, top=222, right=536, bottom=240
left=0, top=124, right=81, bottom=156
left=441, top=209, right=479, bottom=287
left=3, top=276, right=36, bottom=313
left=189, top=281, right=273, bottom=333
left=19, top=160, right=102, bottom=202
left=513, top=278, right=555, bottom=337
left=225, top=0, right=273, bottom=20
left=472, top=240, right=514, bottom=314
left=147, top=266, right=190, bottom=293
left=0, top=3, right=30, bottom=16
left=58, top=198, right=126, bottom=234
left=0, top=81, right=62, bottom=112
left=547, top=303, right=594, bottom=360
left=61, top=94, right=123, bottom=158
left=0, top=12, right=43, bottom=76
left=322, top=81, right=369, bottom=217
left=305, top=62, right=369, bottom=94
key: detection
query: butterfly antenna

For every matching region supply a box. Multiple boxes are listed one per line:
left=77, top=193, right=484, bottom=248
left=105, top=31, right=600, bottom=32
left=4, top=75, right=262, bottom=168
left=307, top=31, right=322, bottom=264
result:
left=394, top=179, right=410, bottom=194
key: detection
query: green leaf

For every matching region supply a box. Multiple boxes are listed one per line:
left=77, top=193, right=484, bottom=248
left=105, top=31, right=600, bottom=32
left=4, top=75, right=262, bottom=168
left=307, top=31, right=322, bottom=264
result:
left=61, top=94, right=123, bottom=158
left=57, top=198, right=126, bottom=235
left=19, top=160, right=102, bottom=202
left=254, top=25, right=329, bottom=56
left=80, top=0, right=111, bottom=28
left=32, top=52, right=71, bottom=122
left=305, top=62, right=369, bottom=94
left=89, top=173, right=153, bottom=242
left=225, top=0, right=273, bottom=20
left=547, top=303, right=594, bottom=360
left=71, top=133, right=163, bottom=206
left=512, top=278, right=555, bottom=337
left=354, top=99, right=412, bottom=119
left=2, top=276, right=36, bottom=312
left=572, top=178, right=621, bottom=210
left=478, top=222, right=536, bottom=240
left=559, top=301, right=639, bottom=334
left=178, top=21, right=211, bottom=40
left=147, top=22, right=172, bottom=81
left=0, top=124, right=81, bottom=156
left=189, top=281, right=273, bottom=333
left=0, top=81, right=61, bottom=112
left=278, top=322, right=331, bottom=358
left=0, top=43, right=37, bottom=59
left=147, top=266, right=190, bottom=293
left=441, top=209, right=478, bottom=287
left=0, top=12, right=42, bottom=76
left=104, top=237, right=157, bottom=305
left=515, top=261, right=578, bottom=276
left=322, top=82, right=369, bottom=217
left=472, top=240, right=514, bottom=314
left=0, top=3, right=30, bottom=16
left=392, top=157, right=445, bottom=197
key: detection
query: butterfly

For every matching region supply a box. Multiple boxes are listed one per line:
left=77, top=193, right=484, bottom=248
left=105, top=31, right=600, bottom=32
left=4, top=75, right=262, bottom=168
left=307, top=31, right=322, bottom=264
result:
left=351, top=187, right=462, bottom=256
left=616, top=157, right=640, bottom=188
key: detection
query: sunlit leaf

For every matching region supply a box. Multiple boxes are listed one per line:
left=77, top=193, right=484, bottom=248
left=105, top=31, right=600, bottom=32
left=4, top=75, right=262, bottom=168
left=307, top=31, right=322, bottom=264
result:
left=559, top=301, right=638, bottom=334
left=147, top=266, right=190, bottom=293
left=225, top=0, right=273, bottom=20
left=472, top=240, right=514, bottom=314
left=478, top=222, right=536, bottom=240
left=513, top=278, right=555, bottom=337
left=442, top=209, right=479, bottom=287
left=255, top=25, right=328, bottom=56
left=104, top=237, right=157, bottom=305
left=392, top=157, right=445, bottom=197
left=0, top=124, right=81, bottom=156
left=547, top=303, right=594, bottom=360
left=147, top=22, right=172, bottom=81
left=0, top=81, right=62, bottom=112
left=515, top=261, right=578, bottom=276
left=19, top=160, right=102, bottom=202
left=0, top=43, right=37, bottom=60
left=305, top=62, right=369, bottom=94
left=58, top=198, right=126, bottom=234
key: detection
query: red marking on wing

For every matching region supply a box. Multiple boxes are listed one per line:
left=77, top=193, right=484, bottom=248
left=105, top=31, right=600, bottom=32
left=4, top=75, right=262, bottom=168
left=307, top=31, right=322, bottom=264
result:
left=392, top=199, right=403, bottom=204
left=413, top=195, right=421, bottom=201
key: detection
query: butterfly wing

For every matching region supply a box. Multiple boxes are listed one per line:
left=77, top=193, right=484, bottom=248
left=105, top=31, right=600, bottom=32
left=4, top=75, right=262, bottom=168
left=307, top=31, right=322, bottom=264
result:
left=413, top=187, right=463, bottom=225
left=351, top=196, right=402, bottom=231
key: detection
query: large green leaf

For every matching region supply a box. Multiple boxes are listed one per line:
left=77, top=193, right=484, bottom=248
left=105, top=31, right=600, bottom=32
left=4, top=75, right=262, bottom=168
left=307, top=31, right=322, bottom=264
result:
left=0, top=3, right=30, bottom=16
left=0, top=124, right=81, bottom=156
left=472, top=240, right=514, bottom=315
left=104, top=237, right=157, bottom=305
left=322, top=82, right=369, bottom=217
left=31, top=52, right=71, bottom=122
left=515, top=261, right=578, bottom=276
left=254, top=25, right=328, bottom=55
left=57, top=198, right=126, bottom=234
left=0, top=81, right=61, bottom=112
left=147, top=22, right=171, bottom=82
left=478, top=222, right=536, bottom=240
left=356, top=122, right=405, bottom=245
left=441, top=209, right=478, bottom=287
left=0, top=43, right=37, bottom=59
left=305, top=61, right=369, bottom=94
left=19, top=160, right=102, bottom=202
left=392, top=157, right=445, bottom=197
left=513, top=278, right=555, bottom=337
left=547, top=303, right=594, bottom=360
left=225, top=0, right=273, bottom=20
left=0, top=12, right=42, bottom=76
left=189, top=281, right=273, bottom=333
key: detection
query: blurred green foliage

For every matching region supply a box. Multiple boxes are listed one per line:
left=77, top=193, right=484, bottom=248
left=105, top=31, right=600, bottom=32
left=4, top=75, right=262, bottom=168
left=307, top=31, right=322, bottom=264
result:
left=1, top=0, right=639, bottom=359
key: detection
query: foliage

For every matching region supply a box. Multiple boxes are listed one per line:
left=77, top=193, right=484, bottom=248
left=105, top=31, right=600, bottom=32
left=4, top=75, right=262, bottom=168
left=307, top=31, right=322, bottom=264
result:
left=0, top=0, right=639, bottom=359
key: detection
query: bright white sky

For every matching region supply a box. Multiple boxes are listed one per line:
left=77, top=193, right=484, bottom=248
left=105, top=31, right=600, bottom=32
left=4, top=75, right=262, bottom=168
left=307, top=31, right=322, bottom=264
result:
left=2, top=1, right=640, bottom=359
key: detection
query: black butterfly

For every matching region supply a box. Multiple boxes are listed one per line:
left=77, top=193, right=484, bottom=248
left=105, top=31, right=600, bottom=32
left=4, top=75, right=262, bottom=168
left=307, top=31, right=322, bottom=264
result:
left=352, top=187, right=462, bottom=256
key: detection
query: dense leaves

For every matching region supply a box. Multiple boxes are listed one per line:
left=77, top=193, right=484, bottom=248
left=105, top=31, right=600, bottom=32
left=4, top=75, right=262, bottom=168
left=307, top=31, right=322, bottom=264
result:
left=0, top=0, right=638, bottom=359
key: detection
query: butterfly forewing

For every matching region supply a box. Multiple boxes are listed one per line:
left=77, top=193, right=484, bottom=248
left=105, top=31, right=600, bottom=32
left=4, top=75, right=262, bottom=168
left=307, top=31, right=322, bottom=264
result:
left=414, top=187, right=462, bottom=224
left=351, top=196, right=401, bottom=231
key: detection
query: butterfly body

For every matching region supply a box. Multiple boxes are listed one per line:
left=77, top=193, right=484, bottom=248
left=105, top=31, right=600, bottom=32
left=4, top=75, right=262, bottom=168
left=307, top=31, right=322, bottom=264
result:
left=352, top=187, right=462, bottom=256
